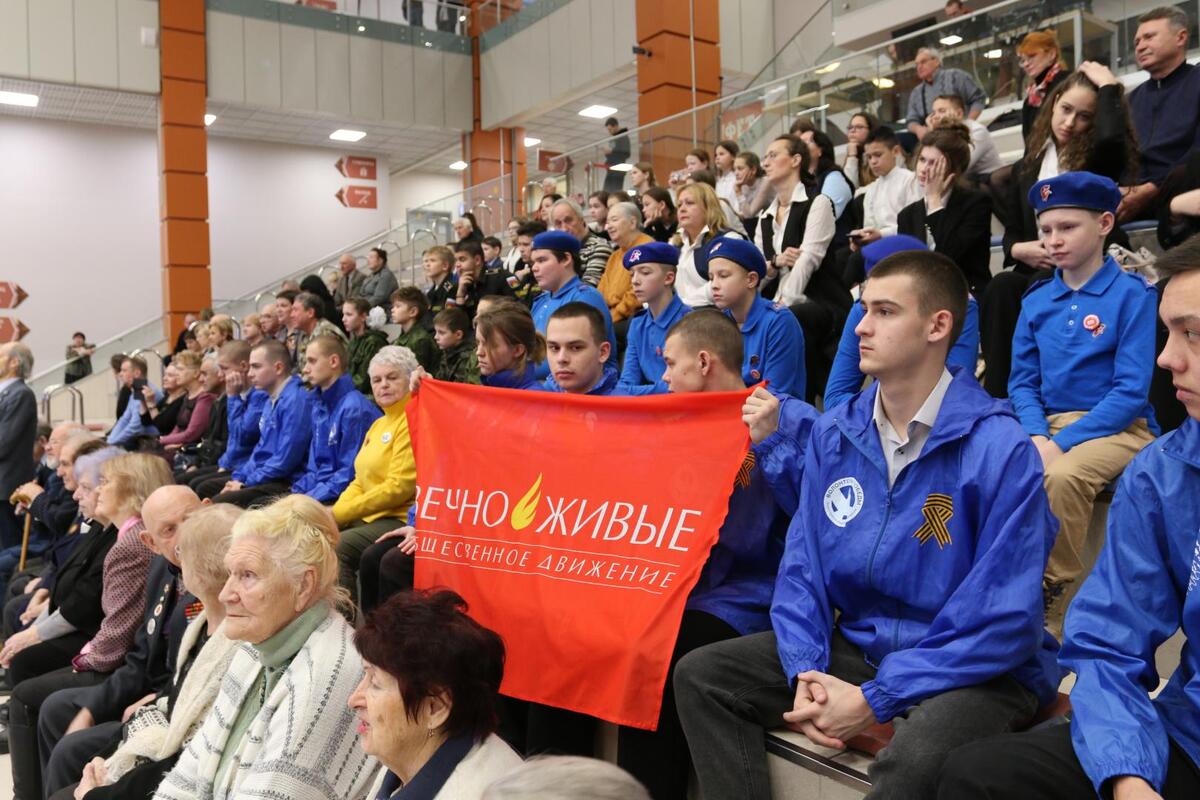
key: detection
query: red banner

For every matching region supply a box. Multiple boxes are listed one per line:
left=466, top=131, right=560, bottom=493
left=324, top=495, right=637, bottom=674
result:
left=409, top=379, right=751, bottom=729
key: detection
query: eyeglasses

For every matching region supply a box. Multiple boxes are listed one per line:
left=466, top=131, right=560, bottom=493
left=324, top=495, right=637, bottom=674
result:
left=847, top=124, right=870, bottom=131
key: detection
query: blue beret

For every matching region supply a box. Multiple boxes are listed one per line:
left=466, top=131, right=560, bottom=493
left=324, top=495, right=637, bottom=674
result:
left=697, top=236, right=767, bottom=280
left=531, top=230, right=581, bottom=255
left=862, top=234, right=928, bottom=275
left=623, top=241, right=679, bottom=270
left=1029, top=171, right=1121, bottom=216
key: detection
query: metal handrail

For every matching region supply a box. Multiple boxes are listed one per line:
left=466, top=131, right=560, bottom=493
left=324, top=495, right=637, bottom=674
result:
left=40, top=383, right=85, bottom=425
left=252, top=291, right=276, bottom=312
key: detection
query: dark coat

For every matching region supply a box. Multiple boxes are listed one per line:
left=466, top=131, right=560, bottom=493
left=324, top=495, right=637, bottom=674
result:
left=0, top=379, right=37, bottom=495
left=898, top=186, right=994, bottom=295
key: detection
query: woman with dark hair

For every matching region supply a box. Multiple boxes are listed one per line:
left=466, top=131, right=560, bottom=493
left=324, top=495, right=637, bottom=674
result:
left=713, top=139, right=740, bottom=207
left=732, top=152, right=767, bottom=221
left=640, top=187, right=678, bottom=243
left=841, top=111, right=880, bottom=189
left=351, top=589, right=522, bottom=799
left=628, top=161, right=656, bottom=196
left=299, top=273, right=344, bottom=330
left=981, top=62, right=1136, bottom=396
left=586, top=191, right=611, bottom=239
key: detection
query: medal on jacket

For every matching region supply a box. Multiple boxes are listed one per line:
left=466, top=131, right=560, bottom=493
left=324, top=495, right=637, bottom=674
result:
left=913, top=493, right=954, bottom=549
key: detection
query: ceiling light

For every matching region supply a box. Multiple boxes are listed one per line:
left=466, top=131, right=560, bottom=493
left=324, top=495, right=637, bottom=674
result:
left=523, top=136, right=541, bottom=147
left=610, top=163, right=633, bottom=172
left=357, top=24, right=366, bottom=32
left=330, top=129, right=367, bottom=142
left=939, top=34, right=963, bottom=46
left=449, top=160, right=468, bottom=171
left=815, top=61, right=841, bottom=75
left=984, top=48, right=1002, bottom=59
left=871, top=77, right=896, bottom=89
left=458, top=14, right=467, bottom=22
left=0, top=90, right=38, bottom=108
left=204, top=113, right=216, bottom=126
left=424, top=41, right=432, bottom=47
left=578, top=104, right=618, bottom=119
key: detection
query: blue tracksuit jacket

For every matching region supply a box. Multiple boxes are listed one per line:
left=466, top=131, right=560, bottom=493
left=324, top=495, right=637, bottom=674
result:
left=232, top=376, right=313, bottom=487
left=292, top=374, right=381, bottom=503
left=218, top=389, right=268, bottom=471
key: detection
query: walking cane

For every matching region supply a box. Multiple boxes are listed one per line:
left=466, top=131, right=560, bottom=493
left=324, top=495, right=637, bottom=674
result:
left=9, top=489, right=32, bottom=570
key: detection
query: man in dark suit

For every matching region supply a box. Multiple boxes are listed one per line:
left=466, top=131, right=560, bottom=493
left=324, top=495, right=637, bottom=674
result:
left=0, top=343, right=38, bottom=551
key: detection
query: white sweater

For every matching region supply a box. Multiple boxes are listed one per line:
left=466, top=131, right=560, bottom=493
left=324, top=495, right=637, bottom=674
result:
left=368, top=734, right=523, bottom=799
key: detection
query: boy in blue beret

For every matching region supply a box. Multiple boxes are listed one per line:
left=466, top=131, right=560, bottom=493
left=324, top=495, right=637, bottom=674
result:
left=529, top=230, right=616, bottom=380
left=617, top=241, right=692, bottom=395
left=700, top=236, right=807, bottom=398
left=1009, top=171, right=1160, bottom=637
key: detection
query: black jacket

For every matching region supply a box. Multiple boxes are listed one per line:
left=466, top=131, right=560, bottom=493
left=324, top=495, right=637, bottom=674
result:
left=898, top=186, right=994, bottom=295
left=51, top=522, right=118, bottom=635
left=0, top=379, right=36, bottom=495
left=28, top=472, right=77, bottom=541
left=193, top=393, right=229, bottom=468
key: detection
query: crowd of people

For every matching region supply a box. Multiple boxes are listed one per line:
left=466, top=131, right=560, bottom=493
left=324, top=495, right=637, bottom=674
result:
left=0, top=5, right=1196, bottom=799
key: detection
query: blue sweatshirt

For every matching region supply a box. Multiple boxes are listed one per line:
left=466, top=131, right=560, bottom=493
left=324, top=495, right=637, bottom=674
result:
left=1128, top=61, right=1200, bottom=185
left=108, top=384, right=162, bottom=446
left=1059, top=418, right=1200, bottom=794
left=218, top=389, right=268, bottom=471
left=292, top=374, right=381, bottom=503
left=771, top=368, right=1061, bottom=722
left=726, top=294, right=806, bottom=399
left=232, top=376, right=313, bottom=487
left=618, top=295, right=692, bottom=396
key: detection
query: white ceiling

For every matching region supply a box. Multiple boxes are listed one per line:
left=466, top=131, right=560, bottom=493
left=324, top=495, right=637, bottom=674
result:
left=518, top=75, right=639, bottom=168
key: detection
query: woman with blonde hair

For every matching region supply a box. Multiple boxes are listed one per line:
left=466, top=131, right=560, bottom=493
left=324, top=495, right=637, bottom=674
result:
left=673, top=181, right=741, bottom=307
left=154, top=494, right=378, bottom=800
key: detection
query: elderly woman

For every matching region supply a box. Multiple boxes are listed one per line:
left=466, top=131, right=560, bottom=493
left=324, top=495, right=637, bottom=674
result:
left=598, top=202, right=654, bottom=325
left=7, top=452, right=169, bottom=800
left=332, top=346, right=419, bottom=606
left=68, top=504, right=242, bottom=800
left=153, top=494, right=377, bottom=800
left=351, top=589, right=521, bottom=799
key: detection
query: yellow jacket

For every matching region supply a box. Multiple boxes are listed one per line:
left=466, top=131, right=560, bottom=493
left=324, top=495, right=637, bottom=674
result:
left=597, top=233, right=653, bottom=322
left=332, top=395, right=416, bottom=526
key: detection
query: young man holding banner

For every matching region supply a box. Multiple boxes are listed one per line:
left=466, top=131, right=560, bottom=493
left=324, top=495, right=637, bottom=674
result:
left=545, top=304, right=622, bottom=396
left=674, top=250, right=1061, bottom=799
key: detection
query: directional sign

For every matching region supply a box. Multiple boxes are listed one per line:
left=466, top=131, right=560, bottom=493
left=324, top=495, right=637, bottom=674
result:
left=0, top=318, right=29, bottom=343
left=336, top=185, right=378, bottom=209
left=336, top=156, right=378, bottom=180
left=0, top=282, right=27, bottom=310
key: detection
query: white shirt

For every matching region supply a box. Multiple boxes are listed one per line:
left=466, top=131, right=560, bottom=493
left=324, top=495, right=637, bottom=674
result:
left=965, top=118, right=1004, bottom=176
left=862, top=167, right=922, bottom=237
left=844, top=154, right=862, bottom=190
left=873, top=368, right=953, bottom=487
left=754, top=182, right=835, bottom=305
left=716, top=170, right=738, bottom=207
left=1037, top=140, right=1061, bottom=182
left=676, top=225, right=719, bottom=307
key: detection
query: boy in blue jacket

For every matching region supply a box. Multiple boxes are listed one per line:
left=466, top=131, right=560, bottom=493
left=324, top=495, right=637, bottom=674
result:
left=937, top=221, right=1200, bottom=800
left=618, top=241, right=692, bottom=395
left=214, top=340, right=314, bottom=508
left=291, top=335, right=381, bottom=503
left=1008, top=172, right=1159, bottom=635
left=674, top=249, right=1061, bottom=799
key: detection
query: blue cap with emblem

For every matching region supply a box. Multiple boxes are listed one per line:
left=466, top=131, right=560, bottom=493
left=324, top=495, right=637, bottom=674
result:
left=532, top=230, right=581, bottom=256
left=862, top=234, right=928, bottom=275
left=1029, top=171, right=1121, bottom=217
left=697, top=236, right=767, bottom=280
left=623, top=241, right=680, bottom=270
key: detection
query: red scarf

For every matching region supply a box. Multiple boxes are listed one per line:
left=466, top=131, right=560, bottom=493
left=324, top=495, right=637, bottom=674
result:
left=1026, top=63, right=1063, bottom=109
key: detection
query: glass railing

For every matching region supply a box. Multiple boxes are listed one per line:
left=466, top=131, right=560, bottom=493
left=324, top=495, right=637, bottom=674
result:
left=242, top=0, right=471, bottom=37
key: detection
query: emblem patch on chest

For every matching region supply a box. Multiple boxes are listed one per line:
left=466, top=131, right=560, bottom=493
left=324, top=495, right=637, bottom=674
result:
left=824, top=478, right=864, bottom=527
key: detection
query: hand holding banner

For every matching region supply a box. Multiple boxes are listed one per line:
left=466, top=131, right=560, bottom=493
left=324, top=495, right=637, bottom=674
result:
left=409, top=379, right=752, bottom=729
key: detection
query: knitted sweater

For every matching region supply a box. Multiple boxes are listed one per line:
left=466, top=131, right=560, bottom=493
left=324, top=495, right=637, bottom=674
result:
left=153, top=607, right=380, bottom=800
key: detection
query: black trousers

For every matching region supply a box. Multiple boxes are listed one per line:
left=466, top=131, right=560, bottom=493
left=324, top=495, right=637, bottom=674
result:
left=7, top=631, right=90, bottom=687
left=41, top=684, right=123, bottom=798
left=790, top=299, right=839, bottom=404
left=212, top=480, right=292, bottom=509
left=357, top=538, right=415, bottom=616
left=8, top=666, right=106, bottom=800
left=937, top=721, right=1200, bottom=799
left=187, top=466, right=232, bottom=500
left=617, top=610, right=739, bottom=800
left=979, top=266, right=1047, bottom=397
left=3, top=591, right=34, bottom=639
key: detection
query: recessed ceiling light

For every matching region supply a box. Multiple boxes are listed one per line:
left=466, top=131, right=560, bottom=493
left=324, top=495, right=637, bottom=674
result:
left=0, top=90, right=39, bottom=108
left=578, top=104, right=618, bottom=119
left=939, top=34, right=963, bottom=46
left=458, top=14, right=466, bottom=22
left=330, top=129, right=367, bottom=142
left=357, top=24, right=366, bottom=32
left=424, top=41, right=432, bottom=47
left=815, top=61, right=841, bottom=74
left=523, top=136, right=541, bottom=147
left=204, top=113, right=216, bottom=126
left=871, top=77, right=896, bottom=89
left=984, top=49, right=1003, bottom=59
left=610, top=163, right=633, bottom=172
left=449, top=160, right=468, bottom=171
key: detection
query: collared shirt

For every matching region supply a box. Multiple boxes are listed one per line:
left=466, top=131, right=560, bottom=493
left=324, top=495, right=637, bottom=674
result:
left=1128, top=60, right=1200, bottom=184
left=906, top=67, right=987, bottom=123
left=619, top=294, right=692, bottom=395
left=755, top=182, right=835, bottom=305
left=376, top=735, right=474, bottom=800
left=965, top=118, right=1003, bottom=176
left=862, top=167, right=922, bottom=237
left=726, top=294, right=806, bottom=398
left=0, top=377, right=17, bottom=397
left=873, top=368, right=953, bottom=487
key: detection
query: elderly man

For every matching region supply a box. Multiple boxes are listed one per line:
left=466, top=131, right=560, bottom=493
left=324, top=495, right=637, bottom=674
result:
left=906, top=47, right=986, bottom=138
left=549, top=198, right=614, bottom=287
left=289, top=291, right=347, bottom=369
left=37, top=485, right=202, bottom=798
left=331, top=253, right=364, bottom=307
left=0, top=343, right=37, bottom=551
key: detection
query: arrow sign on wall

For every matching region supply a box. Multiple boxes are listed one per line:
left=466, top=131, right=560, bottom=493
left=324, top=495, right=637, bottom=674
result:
left=0, top=282, right=28, bottom=310
left=335, top=156, right=377, bottom=180
left=335, top=186, right=378, bottom=209
left=0, top=318, right=29, bottom=343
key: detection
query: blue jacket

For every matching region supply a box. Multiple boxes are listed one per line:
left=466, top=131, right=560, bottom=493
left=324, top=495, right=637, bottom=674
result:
left=825, top=297, right=980, bottom=410
left=619, top=295, right=692, bottom=396
left=753, top=393, right=821, bottom=518
left=727, top=294, right=806, bottom=399
left=1060, top=418, right=1200, bottom=794
left=530, top=276, right=616, bottom=379
left=482, top=368, right=548, bottom=391
left=232, top=376, right=314, bottom=487
left=771, top=368, right=1061, bottom=722
left=292, top=374, right=381, bottom=503
left=218, top=389, right=268, bottom=470
left=108, top=384, right=162, bottom=446
left=1009, top=256, right=1159, bottom=452
left=687, top=450, right=789, bottom=635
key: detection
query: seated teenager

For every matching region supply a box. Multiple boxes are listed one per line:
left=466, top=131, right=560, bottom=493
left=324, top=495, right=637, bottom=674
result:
left=1008, top=172, right=1159, bottom=636
left=332, top=346, right=418, bottom=606
left=390, top=286, right=439, bottom=374
left=433, top=308, right=482, bottom=385
left=288, top=335, right=381, bottom=506
left=154, top=495, right=377, bottom=800
left=422, top=245, right=458, bottom=321
left=475, top=301, right=548, bottom=391
left=641, top=186, right=679, bottom=244
left=674, top=250, right=1060, bottom=799
left=616, top=310, right=796, bottom=800
left=937, top=232, right=1200, bottom=799
left=619, top=242, right=692, bottom=395
left=509, top=221, right=547, bottom=306
left=451, top=240, right=516, bottom=321
left=674, top=182, right=741, bottom=308
left=545, top=303, right=622, bottom=396
left=898, top=123, right=994, bottom=296
left=39, top=485, right=201, bottom=799
left=353, top=590, right=522, bottom=799
left=926, top=94, right=1003, bottom=180
left=700, top=236, right=806, bottom=398
left=598, top=202, right=653, bottom=327
left=482, top=235, right=504, bottom=270
left=529, top=230, right=617, bottom=380
left=846, top=127, right=923, bottom=286
left=211, top=340, right=313, bottom=507
left=185, top=341, right=266, bottom=499
left=107, top=357, right=161, bottom=449
left=983, top=63, right=1136, bottom=396
left=342, top=296, right=388, bottom=395
left=157, top=351, right=215, bottom=455
left=826, top=235, right=981, bottom=409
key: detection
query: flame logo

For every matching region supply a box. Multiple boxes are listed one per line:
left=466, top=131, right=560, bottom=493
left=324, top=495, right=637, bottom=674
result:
left=510, top=474, right=543, bottom=531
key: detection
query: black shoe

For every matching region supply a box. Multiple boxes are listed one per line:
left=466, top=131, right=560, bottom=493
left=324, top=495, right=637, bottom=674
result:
left=0, top=725, right=9, bottom=755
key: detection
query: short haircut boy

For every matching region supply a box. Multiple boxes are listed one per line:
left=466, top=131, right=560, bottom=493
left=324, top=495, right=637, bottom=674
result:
left=865, top=125, right=900, bottom=148
left=868, top=250, right=968, bottom=343
left=482, top=235, right=502, bottom=249
left=307, top=334, right=348, bottom=365
left=252, top=339, right=292, bottom=370
left=391, top=286, right=430, bottom=316
left=344, top=296, right=371, bottom=315
left=666, top=309, right=743, bottom=373
left=424, top=245, right=454, bottom=266
left=454, top=240, right=485, bottom=260
left=549, top=302, right=607, bottom=346
left=517, top=220, right=548, bottom=239
left=434, top=307, right=472, bottom=337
